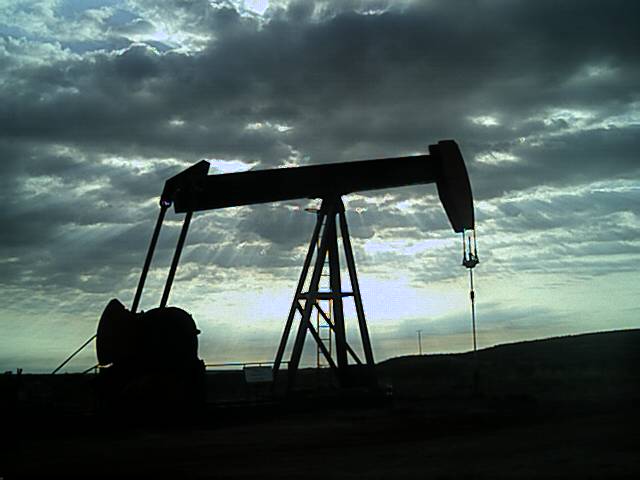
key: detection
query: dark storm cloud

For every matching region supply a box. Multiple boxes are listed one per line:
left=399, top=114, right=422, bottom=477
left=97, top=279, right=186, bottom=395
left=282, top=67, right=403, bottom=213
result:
left=3, top=1, right=639, bottom=169
left=470, top=126, right=640, bottom=199
left=0, top=0, right=638, bottom=301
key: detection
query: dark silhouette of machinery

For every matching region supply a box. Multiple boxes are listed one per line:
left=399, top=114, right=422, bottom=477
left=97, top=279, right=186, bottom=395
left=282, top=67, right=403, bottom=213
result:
left=96, top=139, right=476, bottom=398
left=96, top=299, right=205, bottom=413
left=97, top=300, right=201, bottom=367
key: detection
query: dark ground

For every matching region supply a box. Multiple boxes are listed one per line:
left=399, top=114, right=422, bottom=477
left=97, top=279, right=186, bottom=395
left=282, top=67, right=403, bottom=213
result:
left=2, top=329, right=639, bottom=479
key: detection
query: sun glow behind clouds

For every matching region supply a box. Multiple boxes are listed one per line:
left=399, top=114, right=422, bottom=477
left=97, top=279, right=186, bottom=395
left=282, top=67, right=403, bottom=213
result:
left=470, top=115, right=500, bottom=126
left=230, top=0, right=270, bottom=16
left=543, top=108, right=595, bottom=128
left=245, top=0, right=270, bottom=15
left=363, top=237, right=451, bottom=256
left=475, top=151, right=520, bottom=165
left=206, top=158, right=257, bottom=174
left=245, top=121, right=292, bottom=132
left=360, top=275, right=465, bottom=324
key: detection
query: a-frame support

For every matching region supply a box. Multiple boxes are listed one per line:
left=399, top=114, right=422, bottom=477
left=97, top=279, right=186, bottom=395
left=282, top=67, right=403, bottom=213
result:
left=273, top=196, right=376, bottom=389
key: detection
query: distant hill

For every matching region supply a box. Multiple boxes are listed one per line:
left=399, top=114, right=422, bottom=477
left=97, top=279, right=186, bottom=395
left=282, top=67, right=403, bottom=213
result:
left=377, top=329, right=640, bottom=411
left=380, top=328, right=640, bottom=368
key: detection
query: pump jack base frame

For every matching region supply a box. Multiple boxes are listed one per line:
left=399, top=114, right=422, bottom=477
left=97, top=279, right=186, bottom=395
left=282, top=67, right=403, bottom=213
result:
left=272, top=196, right=377, bottom=390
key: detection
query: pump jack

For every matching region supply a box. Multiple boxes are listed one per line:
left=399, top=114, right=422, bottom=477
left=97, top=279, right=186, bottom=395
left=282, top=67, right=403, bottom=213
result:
left=95, top=139, right=476, bottom=395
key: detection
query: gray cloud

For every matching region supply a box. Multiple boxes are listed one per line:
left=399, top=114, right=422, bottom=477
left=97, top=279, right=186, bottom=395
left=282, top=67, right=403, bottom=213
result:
left=3, top=1, right=639, bottom=172
left=395, top=303, right=559, bottom=339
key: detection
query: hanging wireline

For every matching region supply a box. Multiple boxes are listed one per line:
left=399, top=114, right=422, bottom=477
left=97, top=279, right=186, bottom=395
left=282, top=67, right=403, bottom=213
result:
left=462, top=229, right=479, bottom=352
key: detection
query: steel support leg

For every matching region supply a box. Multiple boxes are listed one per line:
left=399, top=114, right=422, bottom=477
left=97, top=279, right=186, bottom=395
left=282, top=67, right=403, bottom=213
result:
left=339, top=209, right=376, bottom=369
left=160, top=211, right=192, bottom=308
left=132, top=204, right=168, bottom=313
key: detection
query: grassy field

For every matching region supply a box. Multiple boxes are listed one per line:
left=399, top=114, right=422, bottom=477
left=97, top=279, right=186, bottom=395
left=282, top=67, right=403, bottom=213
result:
left=2, top=329, right=638, bottom=478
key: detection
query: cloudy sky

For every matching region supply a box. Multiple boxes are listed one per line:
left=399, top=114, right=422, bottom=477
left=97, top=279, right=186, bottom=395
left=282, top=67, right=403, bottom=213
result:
left=1, top=0, right=638, bottom=372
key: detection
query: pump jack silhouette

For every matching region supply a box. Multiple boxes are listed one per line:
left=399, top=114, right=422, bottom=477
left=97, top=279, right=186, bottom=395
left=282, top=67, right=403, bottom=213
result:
left=95, top=139, right=476, bottom=392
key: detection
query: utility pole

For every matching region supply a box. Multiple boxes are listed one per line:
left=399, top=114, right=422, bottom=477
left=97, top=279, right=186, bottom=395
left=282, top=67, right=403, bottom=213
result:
left=417, top=329, right=423, bottom=356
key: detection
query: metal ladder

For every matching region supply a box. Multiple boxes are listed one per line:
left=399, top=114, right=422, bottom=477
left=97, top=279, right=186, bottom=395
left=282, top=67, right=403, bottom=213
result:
left=316, top=217, right=333, bottom=368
